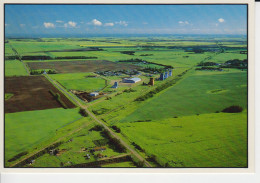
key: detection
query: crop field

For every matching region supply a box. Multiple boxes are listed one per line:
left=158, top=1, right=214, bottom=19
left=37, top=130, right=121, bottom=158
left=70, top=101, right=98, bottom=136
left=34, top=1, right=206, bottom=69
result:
left=5, top=76, right=75, bottom=113
left=26, top=60, right=141, bottom=73
left=121, top=71, right=247, bottom=122
left=5, top=108, right=82, bottom=162
left=50, top=73, right=106, bottom=92
left=5, top=60, right=29, bottom=76
left=117, top=112, right=247, bottom=167
left=4, top=35, right=248, bottom=168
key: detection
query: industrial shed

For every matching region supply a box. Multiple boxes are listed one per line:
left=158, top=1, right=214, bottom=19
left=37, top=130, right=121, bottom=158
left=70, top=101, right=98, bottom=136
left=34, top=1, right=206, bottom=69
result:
left=122, top=77, right=141, bottom=83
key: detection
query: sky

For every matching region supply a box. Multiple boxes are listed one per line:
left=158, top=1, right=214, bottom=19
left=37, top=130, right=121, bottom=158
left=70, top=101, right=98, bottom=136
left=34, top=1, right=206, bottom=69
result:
left=5, top=4, right=247, bottom=36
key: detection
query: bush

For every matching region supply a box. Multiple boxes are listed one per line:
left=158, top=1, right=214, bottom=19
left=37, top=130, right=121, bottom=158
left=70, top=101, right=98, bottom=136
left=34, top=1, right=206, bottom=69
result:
left=90, top=125, right=104, bottom=131
left=79, top=108, right=88, bottom=117
left=222, top=105, right=243, bottom=113
left=111, top=125, right=121, bottom=133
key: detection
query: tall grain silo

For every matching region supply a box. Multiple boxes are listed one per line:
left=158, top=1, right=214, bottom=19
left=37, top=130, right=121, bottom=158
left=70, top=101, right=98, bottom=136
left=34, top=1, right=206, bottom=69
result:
left=164, top=72, right=168, bottom=79
left=169, top=70, right=172, bottom=77
left=160, top=73, right=164, bottom=80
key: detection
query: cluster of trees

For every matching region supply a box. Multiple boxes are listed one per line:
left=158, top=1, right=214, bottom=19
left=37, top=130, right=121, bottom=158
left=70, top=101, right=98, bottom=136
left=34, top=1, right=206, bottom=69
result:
left=120, top=51, right=135, bottom=55
left=5, top=56, right=19, bottom=60
left=197, top=61, right=218, bottom=66
left=79, top=108, right=88, bottom=117
left=131, top=142, right=144, bottom=152
left=111, top=125, right=121, bottom=133
left=21, top=55, right=52, bottom=60
left=123, top=88, right=136, bottom=93
left=195, top=67, right=223, bottom=71
left=140, top=54, right=153, bottom=56
left=55, top=56, right=97, bottom=59
left=222, top=105, right=243, bottom=113
left=90, top=125, right=104, bottom=131
left=30, top=69, right=57, bottom=75
left=185, top=47, right=205, bottom=53
left=49, top=90, right=68, bottom=109
left=222, top=59, right=248, bottom=69
left=102, top=129, right=126, bottom=153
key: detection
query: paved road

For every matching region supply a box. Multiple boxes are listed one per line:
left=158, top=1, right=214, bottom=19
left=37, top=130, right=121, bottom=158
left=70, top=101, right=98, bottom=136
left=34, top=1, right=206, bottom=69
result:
left=45, top=74, right=152, bottom=167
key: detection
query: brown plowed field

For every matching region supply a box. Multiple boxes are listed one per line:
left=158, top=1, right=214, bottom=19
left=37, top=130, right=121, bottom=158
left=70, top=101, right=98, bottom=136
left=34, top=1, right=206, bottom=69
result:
left=26, top=60, right=140, bottom=73
left=5, top=76, right=75, bottom=113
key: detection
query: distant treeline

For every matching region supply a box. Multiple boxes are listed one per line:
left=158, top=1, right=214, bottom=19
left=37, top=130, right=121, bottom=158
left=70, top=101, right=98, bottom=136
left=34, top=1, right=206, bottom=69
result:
left=54, top=56, right=98, bottom=59
left=118, top=58, right=173, bottom=69
left=5, top=55, right=98, bottom=60
left=197, top=59, right=248, bottom=70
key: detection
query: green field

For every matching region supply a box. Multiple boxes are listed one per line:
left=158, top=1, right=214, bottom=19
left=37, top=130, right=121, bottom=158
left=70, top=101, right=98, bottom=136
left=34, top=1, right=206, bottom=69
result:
left=118, top=112, right=247, bottom=167
left=5, top=36, right=248, bottom=168
left=50, top=73, right=106, bottom=92
left=5, top=60, right=28, bottom=76
left=5, top=108, right=82, bottom=161
left=121, top=71, right=247, bottom=122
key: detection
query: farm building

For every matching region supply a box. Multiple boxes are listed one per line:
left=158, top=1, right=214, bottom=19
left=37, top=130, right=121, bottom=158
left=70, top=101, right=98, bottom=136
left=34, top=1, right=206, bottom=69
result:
left=90, top=92, right=99, bottom=97
left=122, top=77, right=141, bottom=83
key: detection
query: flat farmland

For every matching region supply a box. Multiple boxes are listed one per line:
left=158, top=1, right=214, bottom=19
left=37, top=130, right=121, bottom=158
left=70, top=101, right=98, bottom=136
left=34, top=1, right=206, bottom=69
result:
left=5, top=60, right=29, bottom=76
left=5, top=108, right=82, bottom=163
left=26, top=60, right=141, bottom=73
left=121, top=71, right=247, bottom=122
left=50, top=73, right=106, bottom=92
left=117, top=112, right=247, bottom=167
left=5, top=76, right=75, bottom=113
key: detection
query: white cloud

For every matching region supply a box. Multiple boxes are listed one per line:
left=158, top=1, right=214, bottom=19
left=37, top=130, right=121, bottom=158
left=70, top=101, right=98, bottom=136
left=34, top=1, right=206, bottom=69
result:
left=20, top=24, right=26, bottom=27
left=68, top=21, right=77, bottom=27
left=218, top=18, right=225, bottom=23
left=115, top=21, right=128, bottom=26
left=104, top=22, right=114, bottom=27
left=43, top=22, right=54, bottom=28
left=179, top=21, right=189, bottom=25
left=5, top=24, right=9, bottom=27
left=56, top=20, right=64, bottom=23
left=80, top=21, right=84, bottom=24
left=64, top=21, right=77, bottom=28
left=143, top=22, right=148, bottom=25
left=90, top=19, right=102, bottom=26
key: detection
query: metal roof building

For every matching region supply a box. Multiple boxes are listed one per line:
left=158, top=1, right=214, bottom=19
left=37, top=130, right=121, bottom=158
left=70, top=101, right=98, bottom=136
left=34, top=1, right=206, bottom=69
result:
left=122, top=77, right=141, bottom=83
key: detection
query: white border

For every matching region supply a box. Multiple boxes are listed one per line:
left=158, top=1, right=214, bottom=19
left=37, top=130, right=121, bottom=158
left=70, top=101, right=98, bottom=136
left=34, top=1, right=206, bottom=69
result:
left=0, top=0, right=256, bottom=176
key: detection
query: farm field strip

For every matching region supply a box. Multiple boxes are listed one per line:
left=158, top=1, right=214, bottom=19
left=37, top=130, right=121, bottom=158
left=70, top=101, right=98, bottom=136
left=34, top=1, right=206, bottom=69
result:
left=121, top=71, right=247, bottom=122
left=117, top=112, right=247, bottom=167
left=5, top=76, right=76, bottom=113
